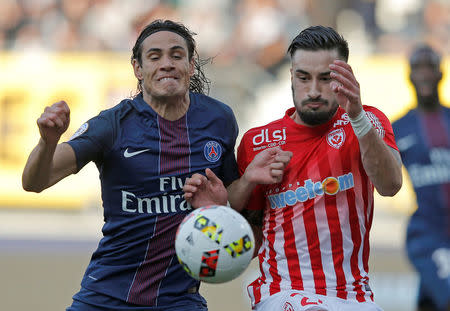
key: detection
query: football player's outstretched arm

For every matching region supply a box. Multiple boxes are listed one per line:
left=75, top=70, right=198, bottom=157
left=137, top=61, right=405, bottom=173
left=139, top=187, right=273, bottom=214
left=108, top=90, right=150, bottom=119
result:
left=22, top=101, right=78, bottom=193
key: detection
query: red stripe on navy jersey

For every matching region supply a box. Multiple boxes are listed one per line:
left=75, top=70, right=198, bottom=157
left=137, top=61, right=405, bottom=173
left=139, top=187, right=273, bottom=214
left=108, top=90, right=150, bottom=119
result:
left=128, top=116, right=191, bottom=305
left=127, top=214, right=185, bottom=305
left=158, top=116, right=191, bottom=175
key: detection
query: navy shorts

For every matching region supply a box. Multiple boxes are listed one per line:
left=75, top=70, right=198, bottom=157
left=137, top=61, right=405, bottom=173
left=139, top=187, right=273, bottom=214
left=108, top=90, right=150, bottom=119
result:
left=66, top=287, right=208, bottom=311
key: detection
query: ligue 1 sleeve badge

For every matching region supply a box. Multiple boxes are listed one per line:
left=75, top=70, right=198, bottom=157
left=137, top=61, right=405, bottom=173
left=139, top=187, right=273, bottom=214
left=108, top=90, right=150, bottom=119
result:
left=204, top=141, right=222, bottom=162
left=69, top=122, right=89, bottom=141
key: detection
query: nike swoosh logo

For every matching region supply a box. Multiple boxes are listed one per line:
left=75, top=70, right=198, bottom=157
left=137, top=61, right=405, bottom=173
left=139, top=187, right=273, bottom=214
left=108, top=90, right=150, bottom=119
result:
left=124, top=148, right=151, bottom=158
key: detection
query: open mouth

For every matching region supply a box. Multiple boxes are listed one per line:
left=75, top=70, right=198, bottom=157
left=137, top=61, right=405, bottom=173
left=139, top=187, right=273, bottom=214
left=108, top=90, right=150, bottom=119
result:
left=158, top=77, right=178, bottom=82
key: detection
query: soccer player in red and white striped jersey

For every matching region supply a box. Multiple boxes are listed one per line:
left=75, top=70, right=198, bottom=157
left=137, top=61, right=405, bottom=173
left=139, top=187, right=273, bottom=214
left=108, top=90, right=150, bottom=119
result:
left=183, top=26, right=402, bottom=311
left=235, top=26, right=403, bottom=311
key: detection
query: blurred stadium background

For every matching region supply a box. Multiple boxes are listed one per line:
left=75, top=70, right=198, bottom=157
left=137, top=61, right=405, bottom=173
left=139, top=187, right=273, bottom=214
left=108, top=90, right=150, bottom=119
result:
left=0, top=0, right=449, bottom=310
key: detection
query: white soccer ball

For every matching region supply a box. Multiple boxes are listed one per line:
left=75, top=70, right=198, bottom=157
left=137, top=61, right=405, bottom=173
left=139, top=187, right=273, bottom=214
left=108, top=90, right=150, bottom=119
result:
left=175, top=205, right=255, bottom=283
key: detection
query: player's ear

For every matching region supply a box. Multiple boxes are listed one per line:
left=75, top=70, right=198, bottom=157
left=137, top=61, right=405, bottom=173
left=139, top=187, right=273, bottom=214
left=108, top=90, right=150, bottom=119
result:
left=132, top=59, right=143, bottom=80
left=189, top=58, right=195, bottom=77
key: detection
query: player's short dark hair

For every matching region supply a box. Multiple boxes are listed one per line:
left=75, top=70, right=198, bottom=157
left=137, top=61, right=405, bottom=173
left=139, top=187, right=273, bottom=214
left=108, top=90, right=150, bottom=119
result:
left=131, top=19, right=210, bottom=95
left=287, top=26, right=349, bottom=62
left=409, top=44, right=441, bottom=69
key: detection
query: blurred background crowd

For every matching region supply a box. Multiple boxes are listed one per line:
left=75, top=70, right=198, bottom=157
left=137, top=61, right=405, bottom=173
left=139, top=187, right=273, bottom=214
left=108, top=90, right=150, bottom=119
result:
left=1, top=0, right=448, bottom=126
left=1, top=0, right=448, bottom=67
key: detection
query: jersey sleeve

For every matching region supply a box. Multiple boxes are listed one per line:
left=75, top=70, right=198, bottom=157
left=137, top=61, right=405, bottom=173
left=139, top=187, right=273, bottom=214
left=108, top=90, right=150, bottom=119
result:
left=65, top=111, right=115, bottom=171
left=237, top=132, right=266, bottom=211
left=365, top=106, right=398, bottom=151
left=219, top=106, right=240, bottom=186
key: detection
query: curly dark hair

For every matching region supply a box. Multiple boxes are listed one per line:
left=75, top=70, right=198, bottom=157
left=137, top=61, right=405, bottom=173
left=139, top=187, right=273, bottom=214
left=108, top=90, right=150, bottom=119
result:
left=287, top=26, right=349, bottom=62
left=131, top=19, right=210, bottom=95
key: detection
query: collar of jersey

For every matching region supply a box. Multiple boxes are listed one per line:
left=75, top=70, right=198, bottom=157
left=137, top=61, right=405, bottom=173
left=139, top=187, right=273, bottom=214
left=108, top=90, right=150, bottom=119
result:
left=132, top=92, right=194, bottom=118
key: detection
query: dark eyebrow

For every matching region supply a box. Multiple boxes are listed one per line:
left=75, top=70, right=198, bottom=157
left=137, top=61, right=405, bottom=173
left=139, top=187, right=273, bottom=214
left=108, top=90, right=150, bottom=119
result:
left=145, top=45, right=186, bottom=54
left=295, top=69, right=309, bottom=75
left=295, top=69, right=331, bottom=76
left=319, top=71, right=331, bottom=76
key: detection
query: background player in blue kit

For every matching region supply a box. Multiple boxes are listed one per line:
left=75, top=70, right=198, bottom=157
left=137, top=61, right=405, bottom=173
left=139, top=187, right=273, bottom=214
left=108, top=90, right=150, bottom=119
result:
left=21, top=19, right=291, bottom=311
left=392, top=45, right=450, bottom=311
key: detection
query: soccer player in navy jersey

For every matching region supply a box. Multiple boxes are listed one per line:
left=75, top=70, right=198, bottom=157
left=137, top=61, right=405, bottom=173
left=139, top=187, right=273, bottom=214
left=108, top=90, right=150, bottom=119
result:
left=392, top=45, right=450, bottom=311
left=22, top=19, right=291, bottom=311
left=184, top=26, right=403, bottom=311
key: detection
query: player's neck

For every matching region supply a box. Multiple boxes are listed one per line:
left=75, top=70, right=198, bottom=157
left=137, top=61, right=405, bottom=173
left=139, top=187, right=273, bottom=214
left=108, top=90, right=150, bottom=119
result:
left=145, top=92, right=190, bottom=121
left=417, top=95, right=441, bottom=114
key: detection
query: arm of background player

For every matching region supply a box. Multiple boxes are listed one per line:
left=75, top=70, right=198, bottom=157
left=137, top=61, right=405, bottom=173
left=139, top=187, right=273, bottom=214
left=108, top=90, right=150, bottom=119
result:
left=22, top=101, right=78, bottom=193
left=241, top=209, right=263, bottom=258
left=358, top=129, right=402, bottom=196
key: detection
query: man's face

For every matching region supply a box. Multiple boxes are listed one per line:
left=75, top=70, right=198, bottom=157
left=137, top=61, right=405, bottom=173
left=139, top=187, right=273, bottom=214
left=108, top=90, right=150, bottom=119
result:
left=410, top=54, right=441, bottom=104
left=290, top=49, right=340, bottom=126
left=132, top=31, right=194, bottom=100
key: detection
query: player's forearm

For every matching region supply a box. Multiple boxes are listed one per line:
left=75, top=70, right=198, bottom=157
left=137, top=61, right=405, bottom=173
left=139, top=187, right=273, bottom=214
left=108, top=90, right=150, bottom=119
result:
left=22, top=140, right=77, bottom=192
left=227, top=177, right=257, bottom=212
left=22, top=138, right=58, bottom=192
left=358, top=128, right=402, bottom=196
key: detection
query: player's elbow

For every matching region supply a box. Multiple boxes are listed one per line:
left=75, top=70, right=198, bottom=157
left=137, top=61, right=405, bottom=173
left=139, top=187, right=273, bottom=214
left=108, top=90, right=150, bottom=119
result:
left=22, top=182, right=45, bottom=193
left=377, top=174, right=403, bottom=197
left=22, top=175, right=46, bottom=193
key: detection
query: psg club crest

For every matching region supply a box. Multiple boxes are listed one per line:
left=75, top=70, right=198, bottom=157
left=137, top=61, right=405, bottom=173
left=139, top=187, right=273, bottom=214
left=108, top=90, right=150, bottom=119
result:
left=204, top=141, right=222, bottom=162
left=327, top=128, right=345, bottom=149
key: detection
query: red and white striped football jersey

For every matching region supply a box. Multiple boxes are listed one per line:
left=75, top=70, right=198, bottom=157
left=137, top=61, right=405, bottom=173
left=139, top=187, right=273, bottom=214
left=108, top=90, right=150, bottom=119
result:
left=237, top=106, right=398, bottom=307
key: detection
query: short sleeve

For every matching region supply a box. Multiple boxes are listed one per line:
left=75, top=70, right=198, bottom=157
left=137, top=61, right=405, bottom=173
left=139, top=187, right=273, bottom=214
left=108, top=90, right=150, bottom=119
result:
left=365, top=106, right=398, bottom=151
left=65, top=113, right=115, bottom=171
left=237, top=132, right=266, bottom=211
left=220, top=107, right=240, bottom=185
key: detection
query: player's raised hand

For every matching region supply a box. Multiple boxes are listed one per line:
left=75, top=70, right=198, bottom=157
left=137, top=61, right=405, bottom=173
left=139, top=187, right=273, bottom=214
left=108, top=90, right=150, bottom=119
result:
left=183, top=168, right=228, bottom=209
left=329, top=60, right=363, bottom=119
left=37, top=101, right=70, bottom=146
left=243, top=147, right=292, bottom=184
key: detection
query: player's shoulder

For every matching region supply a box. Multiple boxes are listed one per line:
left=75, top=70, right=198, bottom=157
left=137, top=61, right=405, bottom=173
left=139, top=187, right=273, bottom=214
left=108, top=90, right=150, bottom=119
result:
left=391, top=108, right=416, bottom=128
left=443, top=104, right=450, bottom=115
left=190, top=92, right=234, bottom=116
left=240, top=116, right=285, bottom=146
left=97, top=97, right=135, bottom=119
left=362, top=104, right=387, bottom=116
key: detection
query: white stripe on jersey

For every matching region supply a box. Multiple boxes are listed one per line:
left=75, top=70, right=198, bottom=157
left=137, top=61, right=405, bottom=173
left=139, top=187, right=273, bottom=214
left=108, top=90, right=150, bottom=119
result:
left=351, top=160, right=373, bottom=302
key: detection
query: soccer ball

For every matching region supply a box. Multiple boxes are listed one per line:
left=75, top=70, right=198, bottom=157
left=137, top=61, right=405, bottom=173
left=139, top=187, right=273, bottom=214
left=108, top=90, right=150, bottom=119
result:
left=175, top=205, right=255, bottom=283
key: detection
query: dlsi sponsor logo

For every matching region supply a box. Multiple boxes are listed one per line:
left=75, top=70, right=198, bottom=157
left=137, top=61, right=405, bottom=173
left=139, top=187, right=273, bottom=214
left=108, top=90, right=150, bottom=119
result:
left=267, top=173, right=354, bottom=209
left=252, top=128, right=287, bottom=151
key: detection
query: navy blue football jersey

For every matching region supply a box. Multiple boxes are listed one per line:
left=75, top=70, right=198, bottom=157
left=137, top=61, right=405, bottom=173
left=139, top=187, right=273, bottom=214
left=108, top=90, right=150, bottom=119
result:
left=392, top=106, right=450, bottom=238
left=66, top=92, right=239, bottom=307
